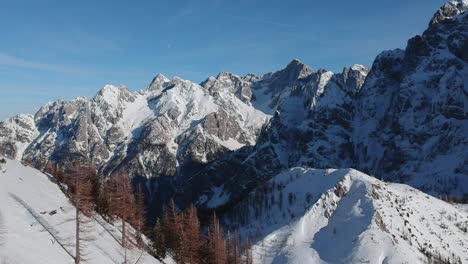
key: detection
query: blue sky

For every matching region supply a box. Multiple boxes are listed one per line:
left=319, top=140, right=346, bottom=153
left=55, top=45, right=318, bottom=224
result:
left=0, top=0, right=446, bottom=120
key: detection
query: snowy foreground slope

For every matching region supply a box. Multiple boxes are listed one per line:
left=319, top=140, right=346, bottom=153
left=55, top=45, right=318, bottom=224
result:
left=0, top=159, right=172, bottom=264
left=225, top=168, right=468, bottom=264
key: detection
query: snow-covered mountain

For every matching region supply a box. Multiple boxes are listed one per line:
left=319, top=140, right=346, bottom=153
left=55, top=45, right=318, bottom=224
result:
left=0, top=158, right=173, bottom=264
left=186, top=0, right=468, bottom=209
left=223, top=168, right=468, bottom=264
left=0, top=114, right=37, bottom=160
left=0, top=76, right=268, bottom=181
left=0, top=0, right=466, bottom=220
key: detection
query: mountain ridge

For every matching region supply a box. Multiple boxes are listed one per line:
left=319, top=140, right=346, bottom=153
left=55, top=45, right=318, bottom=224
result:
left=0, top=0, right=466, bottom=219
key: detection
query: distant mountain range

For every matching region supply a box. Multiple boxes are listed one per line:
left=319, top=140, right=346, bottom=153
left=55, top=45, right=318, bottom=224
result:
left=1, top=0, right=467, bottom=223
left=1, top=1, right=468, bottom=263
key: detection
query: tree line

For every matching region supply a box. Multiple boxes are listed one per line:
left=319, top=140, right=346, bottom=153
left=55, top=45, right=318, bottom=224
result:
left=153, top=199, right=253, bottom=264
left=44, top=162, right=253, bottom=264
left=46, top=163, right=145, bottom=264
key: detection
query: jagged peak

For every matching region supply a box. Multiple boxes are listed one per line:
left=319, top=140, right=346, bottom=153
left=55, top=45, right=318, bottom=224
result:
left=287, top=58, right=305, bottom=67
left=342, top=64, right=369, bottom=79
left=92, top=84, right=134, bottom=108
left=95, top=84, right=128, bottom=98
left=200, top=72, right=239, bottom=90
left=71, top=96, right=89, bottom=102
left=350, top=64, right=369, bottom=74
left=429, top=0, right=468, bottom=25
left=98, top=84, right=128, bottom=94
left=287, top=59, right=313, bottom=79
left=1, top=113, right=34, bottom=124
left=262, top=59, right=313, bottom=85
left=148, top=73, right=170, bottom=91
left=284, top=59, right=313, bottom=78
left=171, top=76, right=191, bottom=84
left=216, top=71, right=237, bottom=79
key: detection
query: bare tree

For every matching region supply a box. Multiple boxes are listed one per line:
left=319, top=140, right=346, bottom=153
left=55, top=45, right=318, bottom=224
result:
left=153, top=220, right=166, bottom=258
left=107, top=171, right=136, bottom=264
left=181, top=205, right=201, bottom=263
left=133, top=184, right=146, bottom=248
left=206, top=213, right=228, bottom=264
left=159, top=199, right=184, bottom=261
left=68, top=165, right=94, bottom=264
left=243, top=238, right=253, bottom=264
left=227, top=230, right=240, bottom=264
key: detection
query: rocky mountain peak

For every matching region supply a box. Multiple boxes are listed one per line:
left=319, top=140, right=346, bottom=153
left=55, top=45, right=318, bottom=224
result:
left=342, top=64, right=369, bottom=92
left=429, top=0, right=468, bottom=25
left=148, top=73, right=171, bottom=92
left=0, top=114, right=37, bottom=160
left=283, top=58, right=313, bottom=80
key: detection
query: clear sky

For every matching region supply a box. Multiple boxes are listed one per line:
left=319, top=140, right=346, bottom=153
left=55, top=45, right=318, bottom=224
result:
left=0, top=0, right=447, bottom=120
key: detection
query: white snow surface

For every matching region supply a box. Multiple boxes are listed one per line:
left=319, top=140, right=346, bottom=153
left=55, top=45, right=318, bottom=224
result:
left=0, top=114, right=38, bottom=160
left=227, top=168, right=468, bottom=264
left=0, top=159, right=174, bottom=264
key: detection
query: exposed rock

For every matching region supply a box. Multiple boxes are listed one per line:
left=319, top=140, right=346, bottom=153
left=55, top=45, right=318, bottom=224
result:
left=429, top=0, right=468, bottom=25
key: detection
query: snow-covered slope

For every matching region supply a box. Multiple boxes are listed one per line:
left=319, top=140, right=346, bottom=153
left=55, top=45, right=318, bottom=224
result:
left=224, top=168, right=468, bottom=264
left=0, top=159, right=172, bottom=264
left=187, top=0, right=468, bottom=210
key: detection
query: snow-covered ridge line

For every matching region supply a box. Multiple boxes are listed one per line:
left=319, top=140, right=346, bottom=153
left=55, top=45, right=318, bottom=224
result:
left=224, top=168, right=468, bottom=264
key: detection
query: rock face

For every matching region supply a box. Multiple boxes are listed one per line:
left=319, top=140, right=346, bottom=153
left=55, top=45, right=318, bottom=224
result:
left=429, top=0, right=468, bottom=25
left=0, top=79, right=269, bottom=217
left=187, top=64, right=371, bottom=208
left=0, top=1, right=466, bottom=216
left=355, top=10, right=468, bottom=196
left=0, top=114, right=37, bottom=160
left=188, top=4, right=468, bottom=209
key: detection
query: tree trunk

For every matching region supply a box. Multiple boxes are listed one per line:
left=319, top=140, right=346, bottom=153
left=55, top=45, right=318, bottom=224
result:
left=122, top=219, right=127, bottom=264
left=75, top=207, right=80, bottom=264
